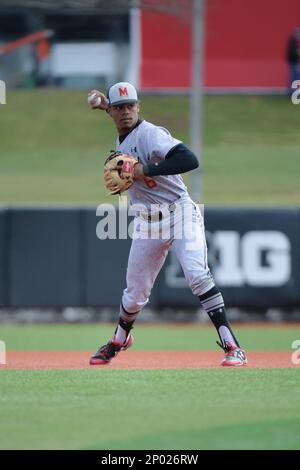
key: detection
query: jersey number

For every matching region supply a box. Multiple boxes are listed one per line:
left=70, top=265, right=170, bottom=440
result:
left=143, top=177, right=157, bottom=189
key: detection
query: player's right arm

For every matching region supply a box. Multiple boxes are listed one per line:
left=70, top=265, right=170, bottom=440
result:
left=87, top=90, right=109, bottom=111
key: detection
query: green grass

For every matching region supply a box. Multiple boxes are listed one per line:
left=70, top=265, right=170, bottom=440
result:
left=0, top=91, right=299, bottom=204
left=1, top=323, right=300, bottom=351
left=0, top=324, right=300, bottom=449
left=0, top=369, right=299, bottom=450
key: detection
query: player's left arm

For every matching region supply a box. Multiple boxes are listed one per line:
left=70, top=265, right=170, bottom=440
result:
left=134, top=143, right=199, bottom=180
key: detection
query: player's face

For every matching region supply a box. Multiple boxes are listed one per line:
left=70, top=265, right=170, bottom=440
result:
left=108, top=102, right=140, bottom=135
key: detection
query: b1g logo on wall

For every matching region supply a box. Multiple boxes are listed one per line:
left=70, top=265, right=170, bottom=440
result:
left=166, top=230, right=291, bottom=288
left=209, top=231, right=291, bottom=286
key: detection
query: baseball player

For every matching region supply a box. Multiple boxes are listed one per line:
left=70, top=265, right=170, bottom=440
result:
left=88, top=82, right=247, bottom=367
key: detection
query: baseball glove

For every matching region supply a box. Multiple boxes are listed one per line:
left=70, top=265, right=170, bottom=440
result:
left=104, top=151, right=138, bottom=195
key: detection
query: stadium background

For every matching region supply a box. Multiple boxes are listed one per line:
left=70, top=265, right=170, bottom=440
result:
left=0, top=0, right=300, bottom=451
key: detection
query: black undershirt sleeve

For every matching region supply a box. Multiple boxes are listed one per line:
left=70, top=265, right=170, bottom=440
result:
left=143, top=143, right=199, bottom=177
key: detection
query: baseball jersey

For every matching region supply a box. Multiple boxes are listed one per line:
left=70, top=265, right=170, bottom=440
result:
left=116, top=120, right=189, bottom=207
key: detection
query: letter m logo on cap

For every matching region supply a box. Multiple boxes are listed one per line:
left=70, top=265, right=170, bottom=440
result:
left=119, top=87, right=128, bottom=97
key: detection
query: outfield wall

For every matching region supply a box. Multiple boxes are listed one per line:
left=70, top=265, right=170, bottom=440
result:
left=0, top=206, right=299, bottom=310
left=141, top=0, right=300, bottom=90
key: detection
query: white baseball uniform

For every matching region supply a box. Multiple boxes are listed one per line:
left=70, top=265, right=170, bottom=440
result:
left=116, top=120, right=214, bottom=316
left=90, top=83, right=246, bottom=366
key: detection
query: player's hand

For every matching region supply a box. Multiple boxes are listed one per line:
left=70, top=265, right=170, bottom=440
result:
left=133, top=163, right=145, bottom=181
left=87, top=90, right=109, bottom=110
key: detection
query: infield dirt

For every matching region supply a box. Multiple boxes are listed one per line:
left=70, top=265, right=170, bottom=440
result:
left=1, top=351, right=297, bottom=370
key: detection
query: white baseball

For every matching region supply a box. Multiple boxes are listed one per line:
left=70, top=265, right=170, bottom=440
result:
left=88, top=93, right=101, bottom=107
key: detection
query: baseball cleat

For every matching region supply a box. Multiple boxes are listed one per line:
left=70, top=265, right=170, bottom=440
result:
left=89, top=334, right=134, bottom=365
left=218, top=341, right=247, bottom=367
